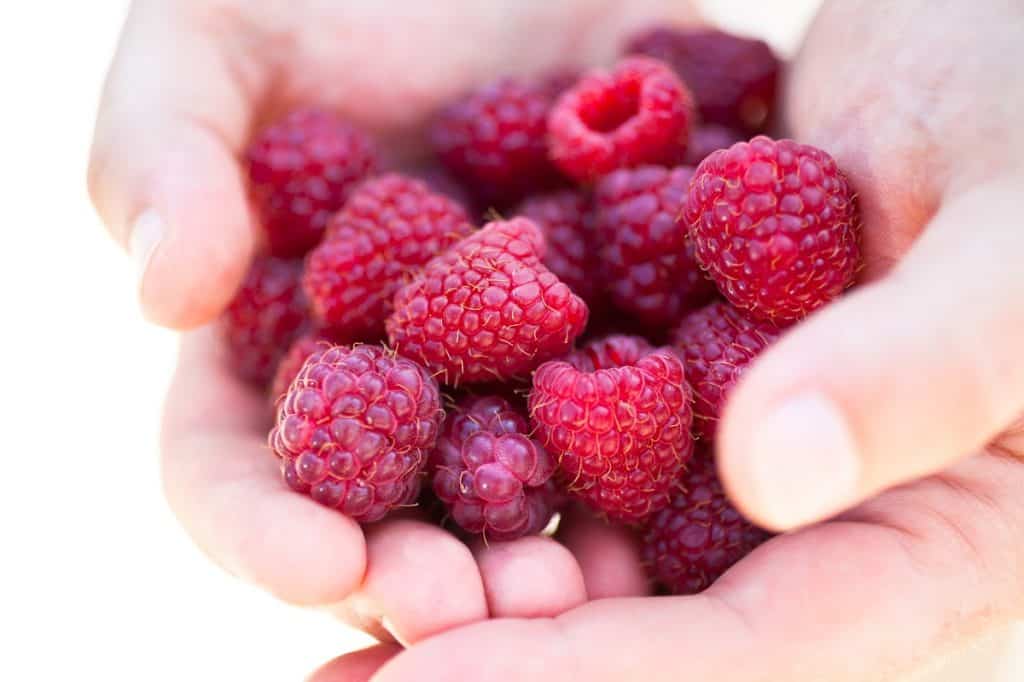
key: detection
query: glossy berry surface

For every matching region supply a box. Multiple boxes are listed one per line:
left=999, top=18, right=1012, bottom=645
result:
left=595, top=165, right=715, bottom=326
left=304, top=173, right=474, bottom=339
left=219, top=257, right=308, bottom=385
left=387, top=218, right=588, bottom=386
left=626, top=27, right=780, bottom=132
left=430, top=395, right=561, bottom=540
left=268, top=344, right=443, bottom=523
left=247, top=108, right=378, bottom=257
left=671, top=301, right=781, bottom=442
left=530, top=345, right=694, bottom=523
left=686, top=136, right=861, bottom=323
left=642, top=454, right=768, bottom=594
left=548, top=57, right=694, bottom=182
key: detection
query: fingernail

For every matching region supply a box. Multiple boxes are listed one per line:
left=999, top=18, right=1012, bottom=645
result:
left=129, top=209, right=163, bottom=295
left=746, top=392, right=860, bottom=529
left=380, top=616, right=410, bottom=648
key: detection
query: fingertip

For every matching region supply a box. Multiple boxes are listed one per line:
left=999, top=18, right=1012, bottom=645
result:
left=473, top=536, right=588, bottom=617
left=559, top=507, right=649, bottom=599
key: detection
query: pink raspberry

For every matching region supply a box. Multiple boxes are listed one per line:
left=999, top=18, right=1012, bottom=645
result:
left=303, top=174, right=474, bottom=340
left=514, top=190, right=602, bottom=306
left=625, top=27, right=780, bottom=132
left=642, top=453, right=769, bottom=595
left=684, top=124, right=745, bottom=166
left=595, top=165, right=715, bottom=327
left=686, top=136, right=861, bottom=323
left=268, top=344, right=443, bottom=523
left=387, top=218, right=589, bottom=386
left=529, top=343, right=694, bottom=523
left=247, top=108, right=378, bottom=257
left=429, top=78, right=563, bottom=206
left=548, top=57, right=694, bottom=182
left=430, top=395, right=562, bottom=541
left=270, top=333, right=332, bottom=402
left=219, top=257, right=308, bottom=385
left=671, top=301, right=782, bottom=442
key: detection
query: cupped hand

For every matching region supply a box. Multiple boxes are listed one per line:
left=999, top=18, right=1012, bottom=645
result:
left=89, top=0, right=700, bottom=648
left=312, top=1, right=1024, bottom=679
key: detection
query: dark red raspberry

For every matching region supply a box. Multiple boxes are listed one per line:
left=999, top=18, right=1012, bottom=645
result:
left=270, top=333, right=331, bottom=402
left=514, top=190, right=602, bottom=306
left=548, top=57, right=694, bottom=182
left=387, top=218, right=588, bottom=386
left=219, top=257, right=308, bottom=385
left=686, top=136, right=861, bottom=323
left=642, top=454, right=769, bottom=595
left=564, top=334, right=654, bottom=372
left=684, top=124, right=745, bottom=166
left=595, top=165, right=715, bottom=327
left=671, top=301, right=782, bottom=442
left=625, top=27, right=780, bottom=132
left=268, top=344, right=443, bottom=523
left=247, top=108, right=378, bottom=257
left=303, top=174, right=474, bottom=340
left=429, top=78, right=563, bottom=206
left=530, top=345, right=694, bottom=523
left=430, top=395, right=561, bottom=541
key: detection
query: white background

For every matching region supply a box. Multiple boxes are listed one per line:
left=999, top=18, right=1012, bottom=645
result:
left=0, top=1, right=1019, bottom=680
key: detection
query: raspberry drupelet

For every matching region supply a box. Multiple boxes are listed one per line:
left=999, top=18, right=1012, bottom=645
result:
left=529, top=337, right=694, bottom=523
left=270, top=333, right=332, bottom=402
left=430, top=395, right=562, bottom=541
left=247, top=108, right=378, bottom=257
left=268, top=344, right=443, bottom=523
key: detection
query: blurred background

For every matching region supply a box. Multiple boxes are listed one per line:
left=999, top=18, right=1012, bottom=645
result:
left=0, top=1, right=1019, bottom=680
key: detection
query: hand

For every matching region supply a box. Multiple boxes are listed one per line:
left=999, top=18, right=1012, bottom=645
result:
left=312, top=1, right=1024, bottom=679
left=88, top=0, right=700, bottom=647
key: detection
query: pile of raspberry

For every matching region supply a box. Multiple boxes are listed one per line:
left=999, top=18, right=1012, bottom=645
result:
left=220, top=26, right=860, bottom=595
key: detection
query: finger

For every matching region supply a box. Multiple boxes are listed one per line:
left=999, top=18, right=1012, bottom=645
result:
left=88, top=1, right=262, bottom=328
left=718, top=178, right=1024, bottom=530
left=471, top=536, right=588, bottom=618
left=372, top=454, right=1024, bottom=682
left=308, top=644, right=402, bottom=682
left=333, top=520, right=488, bottom=646
left=558, top=506, right=650, bottom=599
left=161, top=329, right=366, bottom=605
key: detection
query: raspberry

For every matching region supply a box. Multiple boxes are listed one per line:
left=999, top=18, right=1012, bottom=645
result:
left=684, top=124, right=745, bottom=166
left=268, top=344, right=443, bottom=523
left=303, top=174, right=474, bottom=340
left=247, top=108, right=378, bottom=257
left=671, top=301, right=782, bottom=442
left=430, top=395, right=561, bottom=541
left=429, top=78, right=562, bottom=206
left=514, top=190, right=602, bottom=306
left=625, top=27, right=780, bottom=132
left=595, top=165, right=715, bottom=327
left=642, top=454, right=768, bottom=595
left=529, top=345, right=694, bottom=523
left=409, top=164, right=475, bottom=214
left=219, top=257, right=308, bottom=385
left=270, top=333, right=332, bottom=402
left=387, top=218, right=589, bottom=386
left=548, top=57, right=694, bottom=182
left=564, top=334, right=654, bottom=372
left=686, top=136, right=861, bottom=323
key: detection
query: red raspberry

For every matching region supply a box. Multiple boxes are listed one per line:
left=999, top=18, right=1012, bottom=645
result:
left=429, top=78, right=562, bottom=206
left=595, top=165, right=715, bottom=327
left=514, top=190, right=602, bottom=306
left=565, top=334, right=654, bottom=372
left=387, top=218, right=588, bottom=386
left=625, top=27, right=780, bottom=132
left=268, top=344, right=443, bottom=523
left=686, top=136, right=861, bottom=323
left=529, top=345, right=694, bottom=523
left=247, top=108, right=378, bottom=257
left=408, top=164, right=475, bottom=214
left=270, top=333, right=332, bottom=402
left=684, top=124, right=745, bottom=166
left=642, top=454, right=768, bottom=595
left=303, top=174, right=474, bottom=340
left=671, top=301, right=782, bottom=442
left=219, top=257, right=308, bottom=385
left=430, top=395, right=561, bottom=541
left=548, top=57, right=694, bottom=182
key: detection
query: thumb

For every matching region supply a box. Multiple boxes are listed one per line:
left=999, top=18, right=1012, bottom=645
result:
left=719, top=177, right=1024, bottom=530
left=88, top=2, right=258, bottom=328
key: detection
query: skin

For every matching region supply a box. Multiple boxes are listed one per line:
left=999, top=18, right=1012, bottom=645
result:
left=88, top=1, right=1024, bottom=680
